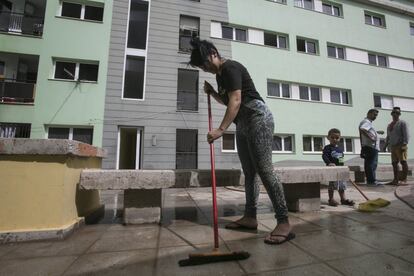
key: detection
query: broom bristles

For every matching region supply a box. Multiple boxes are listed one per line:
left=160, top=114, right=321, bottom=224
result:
left=358, top=198, right=391, bottom=212
left=179, top=250, right=250, bottom=266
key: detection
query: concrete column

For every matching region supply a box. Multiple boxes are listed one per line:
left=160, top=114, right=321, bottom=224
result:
left=124, top=189, right=162, bottom=224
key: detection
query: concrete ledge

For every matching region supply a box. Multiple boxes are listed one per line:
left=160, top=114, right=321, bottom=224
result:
left=349, top=165, right=413, bottom=182
left=274, top=166, right=350, bottom=183
left=80, top=167, right=348, bottom=190
left=0, top=138, right=106, bottom=158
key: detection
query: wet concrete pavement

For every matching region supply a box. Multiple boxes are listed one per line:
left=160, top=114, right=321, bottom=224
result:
left=1, top=180, right=413, bottom=275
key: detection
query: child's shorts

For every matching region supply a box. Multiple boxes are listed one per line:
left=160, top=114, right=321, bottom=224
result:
left=328, top=181, right=347, bottom=191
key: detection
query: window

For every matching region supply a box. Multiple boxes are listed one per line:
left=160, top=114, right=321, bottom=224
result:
left=365, top=12, right=385, bottom=27
left=177, top=69, right=198, bottom=111
left=176, top=129, right=198, bottom=169
left=267, top=82, right=290, bottom=98
left=297, top=38, right=317, bottom=54
left=179, top=15, right=200, bottom=52
left=222, top=26, right=233, bottom=39
left=128, top=0, right=149, bottom=50
left=123, top=56, right=145, bottom=99
left=410, top=23, right=414, bottom=36
left=221, top=26, right=247, bottom=42
left=322, top=2, right=341, bottom=16
left=60, top=2, right=104, bottom=22
left=222, top=133, right=236, bottom=151
left=0, top=123, right=31, bottom=138
left=299, top=86, right=320, bottom=101
left=368, top=53, right=387, bottom=67
left=330, top=89, right=350, bottom=105
left=264, top=32, right=288, bottom=49
left=48, top=127, right=93, bottom=144
left=270, top=0, right=286, bottom=3
left=303, top=136, right=324, bottom=152
left=235, top=28, right=247, bottom=41
left=294, top=0, right=313, bottom=10
left=327, top=45, right=345, bottom=59
left=54, top=61, right=99, bottom=82
left=373, top=95, right=393, bottom=109
left=272, top=135, right=293, bottom=152
left=338, top=138, right=353, bottom=153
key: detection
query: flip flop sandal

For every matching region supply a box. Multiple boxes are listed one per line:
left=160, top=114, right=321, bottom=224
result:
left=264, top=232, right=296, bottom=245
left=225, top=221, right=258, bottom=230
left=328, top=200, right=339, bottom=207
left=341, top=199, right=355, bottom=206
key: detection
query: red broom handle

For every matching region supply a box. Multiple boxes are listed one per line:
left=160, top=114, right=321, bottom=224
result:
left=207, top=93, right=219, bottom=249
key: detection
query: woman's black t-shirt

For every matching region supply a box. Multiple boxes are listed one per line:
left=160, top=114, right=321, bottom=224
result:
left=216, top=60, right=264, bottom=106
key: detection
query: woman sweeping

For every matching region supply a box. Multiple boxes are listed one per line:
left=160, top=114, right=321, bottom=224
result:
left=189, top=38, right=295, bottom=245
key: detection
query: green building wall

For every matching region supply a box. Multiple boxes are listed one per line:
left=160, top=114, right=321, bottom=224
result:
left=227, top=0, right=414, bottom=163
left=0, top=0, right=113, bottom=147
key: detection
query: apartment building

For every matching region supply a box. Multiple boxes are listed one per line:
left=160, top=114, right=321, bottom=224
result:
left=0, top=0, right=113, bottom=146
left=2, top=0, right=412, bottom=169
left=101, top=0, right=413, bottom=170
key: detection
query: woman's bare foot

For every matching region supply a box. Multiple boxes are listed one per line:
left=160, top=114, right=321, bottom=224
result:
left=264, top=222, right=294, bottom=244
left=225, top=216, right=258, bottom=230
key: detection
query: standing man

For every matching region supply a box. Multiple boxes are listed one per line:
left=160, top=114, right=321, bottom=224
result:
left=383, top=107, right=410, bottom=185
left=359, top=109, right=384, bottom=186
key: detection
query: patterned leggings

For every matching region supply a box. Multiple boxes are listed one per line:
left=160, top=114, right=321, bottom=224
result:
left=236, top=100, right=289, bottom=223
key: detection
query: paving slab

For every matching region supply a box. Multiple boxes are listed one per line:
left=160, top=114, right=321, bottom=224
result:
left=389, top=245, right=414, bottom=264
left=328, top=253, right=414, bottom=276
left=378, top=220, right=414, bottom=239
left=291, top=230, right=375, bottom=261
left=259, top=216, right=323, bottom=234
left=87, top=226, right=159, bottom=253
left=63, top=249, right=157, bottom=276
left=225, top=237, right=316, bottom=274
left=251, top=263, right=343, bottom=276
left=338, top=226, right=414, bottom=251
left=155, top=245, right=245, bottom=276
left=0, top=256, right=76, bottom=276
left=166, top=224, right=226, bottom=246
left=0, top=244, right=19, bottom=259
left=3, top=230, right=104, bottom=259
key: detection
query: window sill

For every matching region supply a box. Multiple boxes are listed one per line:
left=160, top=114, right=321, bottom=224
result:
left=266, top=96, right=353, bottom=107
left=294, top=5, right=344, bottom=19
left=265, top=0, right=287, bottom=6
left=272, top=151, right=295, bottom=154
left=56, top=16, right=103, bottom=24
left=0, top=31, right=43, bottom=39
left=48, top=78, right=98, bottom=84
left=222, top=150, right=237, bottom=153
left=176, top=109, right=199, bottom=113
left=365, top=23, right=386, bottom=29
left=297, top=51, right=320, bottom=56
left=303, top=152, right=323, bottom=155
left=0, top=101, right=34, bottom=106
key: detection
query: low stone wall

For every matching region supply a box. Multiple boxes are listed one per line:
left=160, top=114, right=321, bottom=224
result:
left=80, top=166, right=350, bottom=224
left=0, top=138, right=106, bottom=243
left=349, top=164, right=413, bottom=182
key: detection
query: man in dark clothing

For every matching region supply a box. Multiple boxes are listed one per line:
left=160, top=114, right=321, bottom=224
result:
left=383, top=107, right=410, bottom=185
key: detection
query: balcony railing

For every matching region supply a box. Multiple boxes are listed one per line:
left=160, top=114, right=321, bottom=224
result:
left=0, top=78, right=36, bottom=104
left=0, top=11, right=44, bottom=36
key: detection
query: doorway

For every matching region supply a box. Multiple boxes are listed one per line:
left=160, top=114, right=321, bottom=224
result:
left=117, top=127, right=143, bottom=169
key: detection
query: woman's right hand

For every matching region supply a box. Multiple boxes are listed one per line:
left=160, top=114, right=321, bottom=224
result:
left=204, top=81, right=215, bottom=95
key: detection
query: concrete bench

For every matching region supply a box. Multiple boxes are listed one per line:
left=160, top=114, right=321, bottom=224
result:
left=349, top=164, right=413, bottom=183
left=80, top=166, right=349, bottom=224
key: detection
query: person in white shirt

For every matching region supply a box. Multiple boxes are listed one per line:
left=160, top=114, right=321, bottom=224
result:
left=359, top=109, right=384, bottom=186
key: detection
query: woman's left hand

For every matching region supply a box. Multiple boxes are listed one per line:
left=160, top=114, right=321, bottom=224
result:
left=207, top=128, right=224, bottom=144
